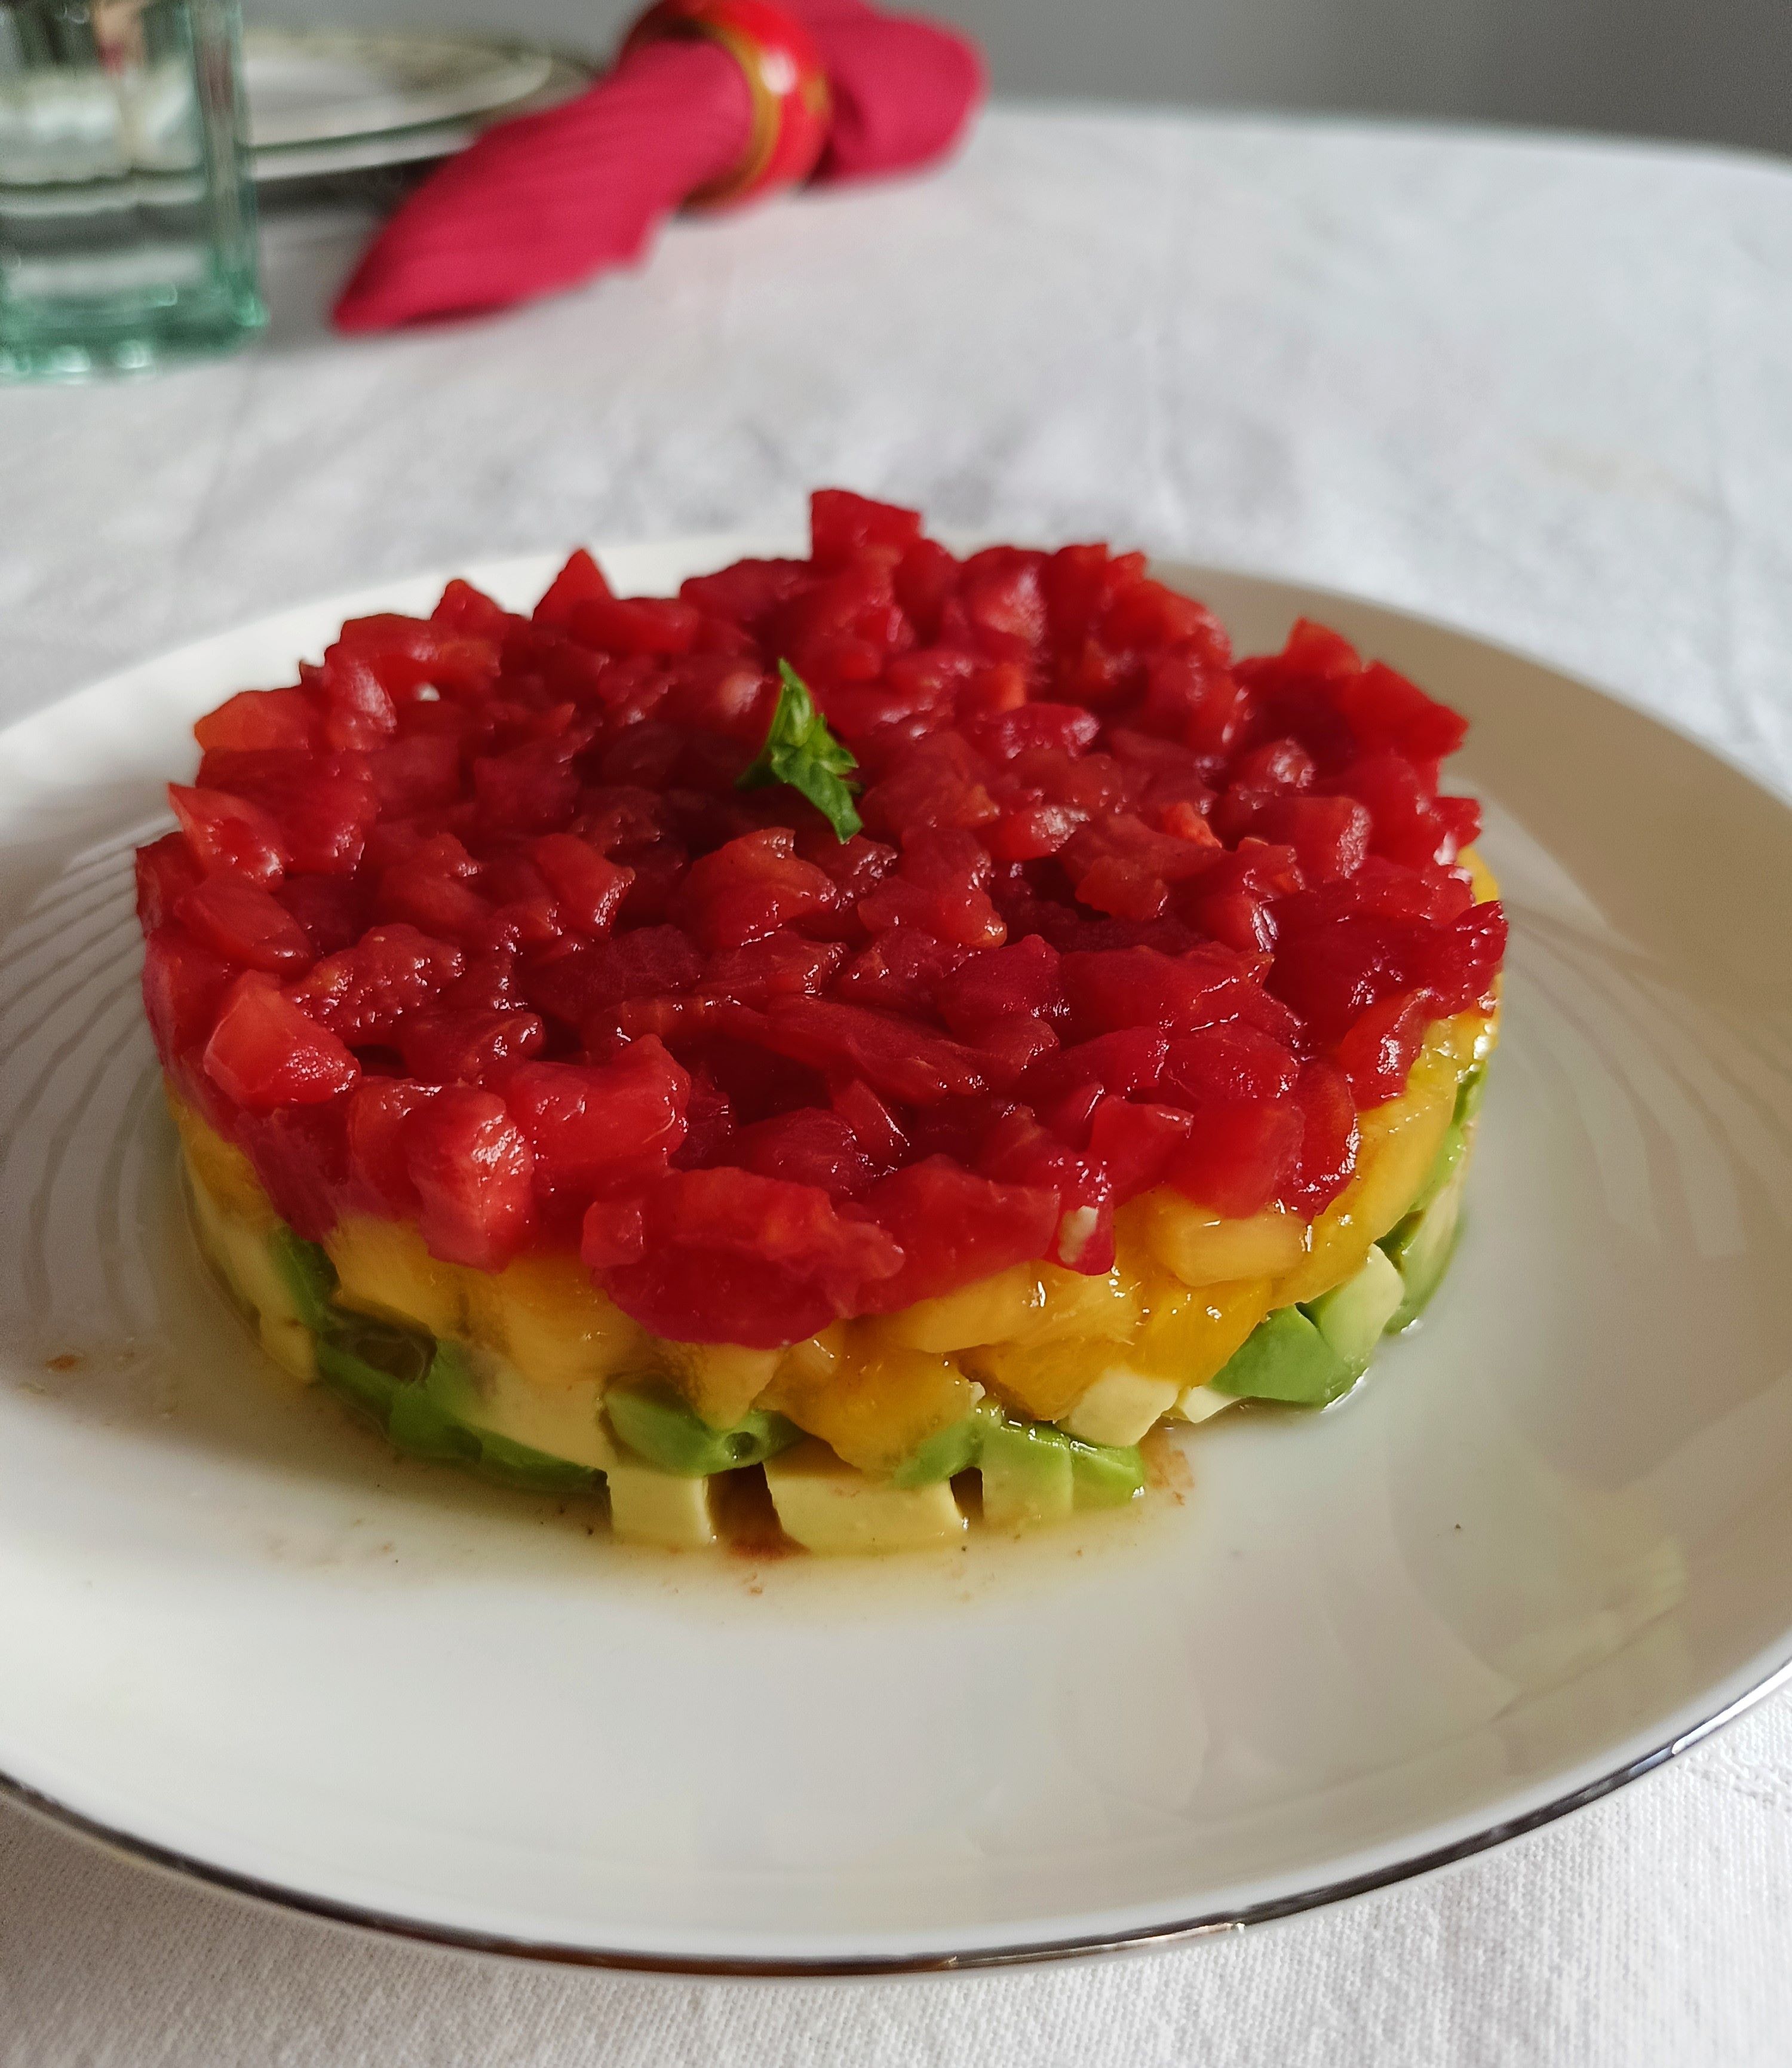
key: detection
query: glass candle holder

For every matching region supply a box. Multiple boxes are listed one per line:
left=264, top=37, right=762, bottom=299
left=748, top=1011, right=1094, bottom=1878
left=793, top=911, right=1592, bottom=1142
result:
left=0, top=0, right=265, bottom=378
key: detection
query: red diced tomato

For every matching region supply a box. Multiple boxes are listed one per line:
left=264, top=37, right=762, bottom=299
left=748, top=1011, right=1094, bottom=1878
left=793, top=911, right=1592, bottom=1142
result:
left=1279, top=1061, right=1360, bottom=1214
left=1161, top=1023, right=1300, bottom=1107
left=1021, top=1026, right=1168, bottom=1107
left=856, top=829, right=1005, bottom=949
left=857, top=1158, right=1058, bottom=1311
left=732, top=1109, right=876, bottom=1196
left=831, top=1077, right=910, bottom=1164
left=192, top=687, right=317, bottom=755
left=1059, top=943, right=1253, bottom=1038
left=168, top=784, right=288, bottom=888
left=397, top=1007, right=545, bottom=1085
left=313, top=646, right=398, bottom=751
left=142, top=505, right=1504, bottom=1332
left=570, top=594, right=700, bottom=658
left=601, top=1165, right=903, bottom=1346
left=533, top=548, right=611, bottom=629
left=1334, top=989, right=1432, bottom=1105
left=345, top=1078, right=437, bottom=1214
left=287, top=923, right=462, bottom=1044
left=530, top=833, right=633, bottom=937
left=366, top=734, right=462, bottom=815
left=675, top=829, right=842, bottom=950
left=404, top=1085, right=535, bottom=1268
left=811, top=488, right=923, bottom=569
left=505, top=1039, right=689, bottom=1193
left=432, top=577, right=513, bottom=639
left=757, top=996, right=990, bottom=1106
left=1087, top=1097, right=1196, bottom=1202
left=203, top=974, right=360, bottom=1111
left=174, top=876, right=315, bottom=975
left=1336, top=660, right=1468, bottom=764
left=142, top=926, right=232, bottom=1058
left=935, top=934, right=1063, bottom=1035
left=1167, top=1101, right=1303, bottom=1218
left=135, top=832, right=202, bottom=931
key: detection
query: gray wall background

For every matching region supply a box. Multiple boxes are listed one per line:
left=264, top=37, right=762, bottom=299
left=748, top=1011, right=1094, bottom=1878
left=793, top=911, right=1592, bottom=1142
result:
left=248, top=0, right=1792, bottom=158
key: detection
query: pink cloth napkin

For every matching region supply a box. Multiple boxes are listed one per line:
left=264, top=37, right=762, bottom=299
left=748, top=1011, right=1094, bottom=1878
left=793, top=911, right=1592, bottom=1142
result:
left=331, top=0, right=984, bottom=333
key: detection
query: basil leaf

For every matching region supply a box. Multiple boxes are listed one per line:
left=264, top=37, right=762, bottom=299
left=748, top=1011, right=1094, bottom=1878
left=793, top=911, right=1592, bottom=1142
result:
left=735, top=659, right=863, bottom=840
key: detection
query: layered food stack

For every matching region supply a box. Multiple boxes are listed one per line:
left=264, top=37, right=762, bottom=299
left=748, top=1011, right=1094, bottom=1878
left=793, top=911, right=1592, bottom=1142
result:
left=137, top=493, right=1504, bottom=1553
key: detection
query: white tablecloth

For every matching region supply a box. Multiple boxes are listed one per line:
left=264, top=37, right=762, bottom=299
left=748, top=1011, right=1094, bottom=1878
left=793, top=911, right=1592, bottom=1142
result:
left=3, top=106, right=1791, bottom=2067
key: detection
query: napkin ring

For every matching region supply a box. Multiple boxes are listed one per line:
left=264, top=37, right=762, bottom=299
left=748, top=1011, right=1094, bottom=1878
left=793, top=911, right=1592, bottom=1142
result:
left=622, top=0, right=832, bottom=208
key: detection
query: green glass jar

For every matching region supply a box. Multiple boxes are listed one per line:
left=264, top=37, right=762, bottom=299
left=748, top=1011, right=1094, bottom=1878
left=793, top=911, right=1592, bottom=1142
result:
left=0, top=0, right=265, bottom=378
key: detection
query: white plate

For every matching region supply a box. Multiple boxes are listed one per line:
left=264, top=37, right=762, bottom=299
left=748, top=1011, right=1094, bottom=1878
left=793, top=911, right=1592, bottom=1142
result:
left=241, top=30, right=590, bottom=183
left=1, top=536, right=1790, bottom=1974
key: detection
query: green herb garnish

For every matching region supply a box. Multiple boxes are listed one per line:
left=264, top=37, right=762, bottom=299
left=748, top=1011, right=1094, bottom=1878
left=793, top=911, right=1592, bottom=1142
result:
left=735, top=659, right=863, bottom=840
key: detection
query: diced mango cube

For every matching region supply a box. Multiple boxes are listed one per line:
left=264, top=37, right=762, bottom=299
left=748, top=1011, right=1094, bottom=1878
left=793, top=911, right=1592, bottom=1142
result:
left=867, top=1264, right=1044, bottom=1354
left=326, top=1214, right=470, bottom=1340
left=655, top=1339, right=786, bottom=1429
left=463, top=1251, right=643, bottom=1392
left=1457, top=844, right=1500, bottom=904
left=1015, top=1263, right=1145, bottom=1347
left=961, top=1336, right=1096, bottom=1423
left=1130, top=1196, right=1308, bottom=1288
left=170, top=1092, right=274, bottom=1228
left=1129, top=1275, right=1274, bottom=1389
left=766, top=1334, right=981, bottom=1475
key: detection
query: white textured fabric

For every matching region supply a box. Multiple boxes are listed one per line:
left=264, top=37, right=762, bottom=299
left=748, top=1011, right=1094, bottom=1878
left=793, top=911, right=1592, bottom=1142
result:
left=2, top=107, right=1791, bottom=2066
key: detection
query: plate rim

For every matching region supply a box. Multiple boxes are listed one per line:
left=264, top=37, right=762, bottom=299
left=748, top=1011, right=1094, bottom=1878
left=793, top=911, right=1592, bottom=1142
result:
left=4, top=536, right=1791, bottom=1975
left=5, top=1652, right=1790, bottom=1976
left=240, top=26, right=561, bottom=149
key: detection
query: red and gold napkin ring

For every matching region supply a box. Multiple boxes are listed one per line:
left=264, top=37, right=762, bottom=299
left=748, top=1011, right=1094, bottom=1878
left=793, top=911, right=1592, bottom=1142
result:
left=622, top=0, right=832, bottom=209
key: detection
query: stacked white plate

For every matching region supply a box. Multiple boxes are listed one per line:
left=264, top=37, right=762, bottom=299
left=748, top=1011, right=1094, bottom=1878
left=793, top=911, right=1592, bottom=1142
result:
left=242, top=29, right=591, bottom=185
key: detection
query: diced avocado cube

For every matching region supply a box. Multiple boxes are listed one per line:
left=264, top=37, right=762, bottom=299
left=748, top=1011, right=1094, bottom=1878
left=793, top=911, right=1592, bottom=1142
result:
left=1174, top=1384, right=1238, bottom=1425
left=470, top=1426, right=599, bottom=1494
left=258, top=1318, right=318, bottom=1386
left=1303, top=1245, right=1406, bottom=1378
left=315, top=1315, right=432, bottom=1423
left=1409, top=1119, right=1468, bottom=1218
left=267, top=1226, right=340, bottom=1336
left=423, top=1342, right=599, bottom=1491
left=1381, top=1161, right=1468, bottom=1332
left=763, top=1440, right=964, bottom=1554
left=980, top=1416, right=1075, bottom=1531
left=604, top=1380, right=800, bottom=1477
left=1059, top=1367, right=1179, bottom=1447
left=1065, top=1436, right=1145, bottom=1509
left=888, top=1410, right=988, bottom=1489
left=1211, top=1305, right=1354, bottom=1407
left=1454, top=1061, right=1487, bottom=1125
left=388, top=1378, right=481, bottom=1464
left=606, top=1462, right=720, bottom=1550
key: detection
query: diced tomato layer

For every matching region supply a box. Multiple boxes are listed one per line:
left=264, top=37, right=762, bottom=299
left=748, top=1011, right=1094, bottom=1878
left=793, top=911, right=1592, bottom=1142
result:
left=141, top=492, right=1502, bottom=1340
